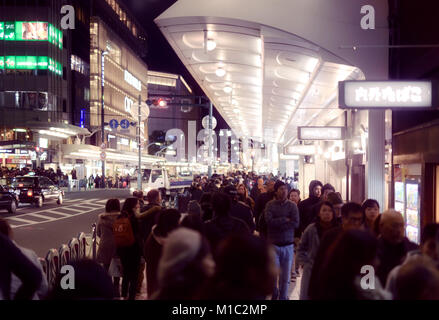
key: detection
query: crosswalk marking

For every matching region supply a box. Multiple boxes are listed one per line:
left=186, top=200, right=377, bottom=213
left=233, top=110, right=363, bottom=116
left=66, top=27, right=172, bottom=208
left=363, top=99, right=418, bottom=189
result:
left=44, top=210, right=72, bottom=217
left=27, top=213, right=56, bottom=221
left=7, top=196, right=126, bottom=229
left=7, top=216, right=39, bottom=224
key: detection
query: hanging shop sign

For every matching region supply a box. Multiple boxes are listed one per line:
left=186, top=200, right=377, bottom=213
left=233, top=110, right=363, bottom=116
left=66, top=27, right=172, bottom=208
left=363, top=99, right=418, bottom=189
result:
left=298, top=126, right=345, bottom=141
left=285, top=145, right=316, bottom=155
left=339, top=80, right=436, bottom=109
left=124, top=70, right=141, bottom=91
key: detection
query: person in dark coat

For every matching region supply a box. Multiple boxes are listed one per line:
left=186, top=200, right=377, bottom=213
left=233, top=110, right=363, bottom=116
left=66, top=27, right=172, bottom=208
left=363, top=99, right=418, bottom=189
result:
left=144, top=209, right=181, bottom=298
left=204, top=192, right=250, bottom=256
left=224, top=185, right=256, bottom=233
left=376, top=210, right=419, bottom=286
left=189, top=182, right=203, bottom=202
left=297, top=180, right=323, bottom=238
left=308, top=202, right=365, bottom=300
left=254, top=179, right=276, bottom=235
left=116, top=198, right=142, bottom=300
left=0, top=233, right=42, bottom=300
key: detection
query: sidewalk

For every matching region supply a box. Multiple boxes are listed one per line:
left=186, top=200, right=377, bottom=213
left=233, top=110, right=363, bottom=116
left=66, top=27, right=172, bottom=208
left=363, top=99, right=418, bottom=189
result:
left=61, top=187, right=131, bottom=193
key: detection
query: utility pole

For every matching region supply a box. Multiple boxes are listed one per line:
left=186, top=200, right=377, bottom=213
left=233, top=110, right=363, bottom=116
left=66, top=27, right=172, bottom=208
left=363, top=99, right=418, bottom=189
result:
left=137, top=94, right=142, bottom=191
left=101, top=50, right=108, bottom=186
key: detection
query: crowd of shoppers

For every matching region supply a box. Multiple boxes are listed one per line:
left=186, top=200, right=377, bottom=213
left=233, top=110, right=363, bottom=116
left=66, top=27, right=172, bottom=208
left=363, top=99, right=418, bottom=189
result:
left=1, top=171, right=438, bottom=301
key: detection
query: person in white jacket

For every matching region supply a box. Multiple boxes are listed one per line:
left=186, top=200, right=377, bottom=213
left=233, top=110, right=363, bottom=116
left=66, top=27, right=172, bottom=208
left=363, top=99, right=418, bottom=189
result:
left=0, top=218, right=48, bottom=300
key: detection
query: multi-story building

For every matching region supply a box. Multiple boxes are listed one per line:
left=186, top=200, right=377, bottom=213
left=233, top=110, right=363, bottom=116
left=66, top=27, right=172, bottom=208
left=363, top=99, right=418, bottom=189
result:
left=59, top=0, right=158, bottom=179
left=0, top=0, right=89, bottom=169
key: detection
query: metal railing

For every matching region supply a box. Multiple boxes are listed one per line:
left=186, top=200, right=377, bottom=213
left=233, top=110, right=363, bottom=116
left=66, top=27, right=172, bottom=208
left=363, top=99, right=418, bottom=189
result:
left=38, top=224, right=97, bottom=291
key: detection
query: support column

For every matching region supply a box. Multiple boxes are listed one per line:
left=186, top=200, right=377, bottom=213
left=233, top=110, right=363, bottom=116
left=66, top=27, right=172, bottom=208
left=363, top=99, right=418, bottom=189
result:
left=367, top=110, right=385, bottom=208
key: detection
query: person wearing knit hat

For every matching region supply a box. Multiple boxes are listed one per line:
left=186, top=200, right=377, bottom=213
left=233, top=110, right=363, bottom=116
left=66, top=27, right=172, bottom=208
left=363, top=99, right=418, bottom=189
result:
left=181, top=201, right=205, bottom=235
left=152, top=228, right=214, bottom=300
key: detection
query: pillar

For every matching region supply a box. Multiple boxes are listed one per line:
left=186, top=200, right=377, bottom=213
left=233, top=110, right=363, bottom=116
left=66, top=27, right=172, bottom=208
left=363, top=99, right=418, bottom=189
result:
left=366, top=110, right=385, bottom=208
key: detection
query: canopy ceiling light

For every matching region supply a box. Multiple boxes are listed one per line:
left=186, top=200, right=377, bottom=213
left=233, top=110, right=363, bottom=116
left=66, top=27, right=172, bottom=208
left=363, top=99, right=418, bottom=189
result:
left=223, top=85, right=232, bottom=93
left=215, top=67, right=226, bottom=77
left=206, top=38, right=216, bottom=51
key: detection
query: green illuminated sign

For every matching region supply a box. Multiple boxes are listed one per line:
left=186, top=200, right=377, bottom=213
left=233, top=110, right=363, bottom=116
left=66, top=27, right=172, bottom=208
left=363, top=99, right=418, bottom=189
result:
left=37, top=56, right=48, bottom=69
left=5, top=56, right=15, bottom=69
left=5, top=22, right=15, bottom=40
left=1, top=21, right=60, bottom=49
left=0, top=55, right=61, bottom=74
left=16, top=56, right=38, bottom=69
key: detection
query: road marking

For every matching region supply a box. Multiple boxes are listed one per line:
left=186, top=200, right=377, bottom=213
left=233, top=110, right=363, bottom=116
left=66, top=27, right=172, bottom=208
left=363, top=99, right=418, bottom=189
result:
left=27, top=213, right=56, bottom=221
left=7, top=217, right=39, bottom=225
left=44, top=210, right=72, bottom=217
left=10, top=206, right=102, bottom=229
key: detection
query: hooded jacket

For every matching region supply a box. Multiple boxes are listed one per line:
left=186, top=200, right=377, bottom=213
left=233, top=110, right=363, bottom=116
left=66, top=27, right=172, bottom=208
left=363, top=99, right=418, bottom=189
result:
left=297, top=180, right=323, bottom=237
left=96, top=211, right=120, bottom=266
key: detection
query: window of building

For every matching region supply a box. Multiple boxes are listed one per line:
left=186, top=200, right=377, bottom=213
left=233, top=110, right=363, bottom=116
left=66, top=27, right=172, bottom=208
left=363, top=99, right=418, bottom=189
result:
left=84, top=88, right=90, bottom=101
left=106, top=40, right=121, bottom=64
left=63, top=99, right=67, bottom=112
left=71, top=55, right=90, bottom=76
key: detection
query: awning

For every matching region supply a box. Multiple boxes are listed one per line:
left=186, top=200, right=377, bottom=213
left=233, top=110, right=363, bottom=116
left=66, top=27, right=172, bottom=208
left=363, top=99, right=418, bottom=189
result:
left=26, top=121, right=91, bottom=139
left=61, top=144, right=166, bottom=165
left=155, top=0, right=388, bottom=147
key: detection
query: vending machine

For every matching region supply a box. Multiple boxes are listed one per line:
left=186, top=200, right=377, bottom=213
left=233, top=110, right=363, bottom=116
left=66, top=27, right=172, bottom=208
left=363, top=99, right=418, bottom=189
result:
left=393, top=179, right=421, bottom=244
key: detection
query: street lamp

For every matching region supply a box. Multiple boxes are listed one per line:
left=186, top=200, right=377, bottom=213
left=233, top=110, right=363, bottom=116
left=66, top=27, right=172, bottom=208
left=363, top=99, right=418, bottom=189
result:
left=101, top=50, right=108, bottom=186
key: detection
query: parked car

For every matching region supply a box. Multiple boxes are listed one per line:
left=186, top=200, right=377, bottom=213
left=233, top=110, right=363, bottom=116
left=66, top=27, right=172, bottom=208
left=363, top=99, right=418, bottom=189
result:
left=0, top=184, right=19, bottom=214
left=11, top=176, right=64, bottom=208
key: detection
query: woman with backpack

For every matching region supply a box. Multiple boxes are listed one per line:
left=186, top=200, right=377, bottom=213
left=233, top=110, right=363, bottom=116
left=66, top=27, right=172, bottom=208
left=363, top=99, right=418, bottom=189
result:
left=113, top=197, right=142, bottom=300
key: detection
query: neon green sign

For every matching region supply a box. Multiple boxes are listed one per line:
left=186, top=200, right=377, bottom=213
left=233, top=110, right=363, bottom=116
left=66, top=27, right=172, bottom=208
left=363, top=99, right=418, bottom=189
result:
left=0, top=22, right=4, bottom=40
left=0, top=55, right=61, bottom=75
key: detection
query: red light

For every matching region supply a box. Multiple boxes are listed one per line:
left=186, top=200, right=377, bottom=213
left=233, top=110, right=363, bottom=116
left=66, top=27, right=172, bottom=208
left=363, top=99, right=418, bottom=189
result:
left=27, top=190, right=33, bottom=197
left=158, top=99, right=167, bottom=108
left=18, top=184, right=24, bottom=187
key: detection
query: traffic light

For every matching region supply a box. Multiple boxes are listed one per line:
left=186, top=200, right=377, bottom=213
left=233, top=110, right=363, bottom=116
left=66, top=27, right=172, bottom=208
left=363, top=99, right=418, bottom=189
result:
left=146, top=98, right=167, bottom=108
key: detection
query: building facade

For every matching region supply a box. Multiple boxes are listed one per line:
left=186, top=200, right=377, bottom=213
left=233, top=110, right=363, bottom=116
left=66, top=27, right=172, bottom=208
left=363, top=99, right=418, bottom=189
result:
left=0, top=0, right=87, bottom=169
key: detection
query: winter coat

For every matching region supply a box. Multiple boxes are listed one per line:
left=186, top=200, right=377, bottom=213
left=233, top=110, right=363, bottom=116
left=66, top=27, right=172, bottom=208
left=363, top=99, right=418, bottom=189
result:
left=385, top=249, right=422, bottom=298
left=254, top=192, right=275, bottom=233
left=230, top=201, right=256, bottom=233
left=144, top=225, right=166, bottom=298
left=264, top=199, right=299, bottom=246
left=10, top=244, right=48, bottom=300
left=136, top=203, right=162, bottom=248
left=376, top=237, right=419, bottom=286
left=96, top=211, right=120, bottom=266
left=297, top=180, right=323, bottom=237
left=204, top=215, right=250, bottom=255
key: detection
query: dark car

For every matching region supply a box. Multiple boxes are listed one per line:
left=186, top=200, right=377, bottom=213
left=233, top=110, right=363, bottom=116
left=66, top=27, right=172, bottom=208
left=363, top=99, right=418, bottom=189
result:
left=11, top=176, right=64, bottom=208
left=0, top=184, right=19, bottom=214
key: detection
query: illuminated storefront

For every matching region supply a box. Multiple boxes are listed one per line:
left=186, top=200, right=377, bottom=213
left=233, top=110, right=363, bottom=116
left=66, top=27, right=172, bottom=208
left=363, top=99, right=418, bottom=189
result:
left=89, top=17, right=149, bottom=154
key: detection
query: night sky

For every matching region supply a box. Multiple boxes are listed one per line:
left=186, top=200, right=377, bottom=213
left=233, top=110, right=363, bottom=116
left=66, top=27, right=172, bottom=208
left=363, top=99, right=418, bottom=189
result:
left=122, top=0, right=228, bottom=129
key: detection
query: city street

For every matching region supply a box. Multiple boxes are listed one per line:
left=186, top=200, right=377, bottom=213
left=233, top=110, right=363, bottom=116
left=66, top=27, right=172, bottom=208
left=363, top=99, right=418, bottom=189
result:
left=1, top=189, right=130, bottom=258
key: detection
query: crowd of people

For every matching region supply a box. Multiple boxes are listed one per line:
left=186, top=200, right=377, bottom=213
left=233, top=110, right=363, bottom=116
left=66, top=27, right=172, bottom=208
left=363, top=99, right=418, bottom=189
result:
left=1, top=171, right=439, bottom=300
left=0, top=166, right=67, bottom=184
